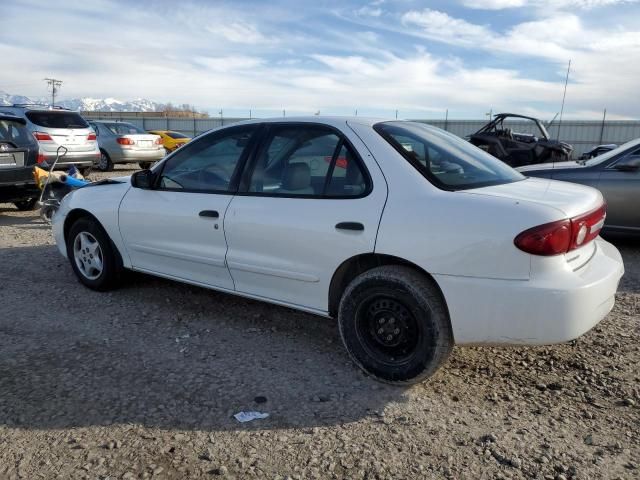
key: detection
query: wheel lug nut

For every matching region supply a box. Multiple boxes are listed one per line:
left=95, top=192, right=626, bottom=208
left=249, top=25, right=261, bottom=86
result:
left=377, top=328, right=384, bottom=334
left=394, top=328, right=400, bottom=334
left=386, top=335, right=393, bottom=341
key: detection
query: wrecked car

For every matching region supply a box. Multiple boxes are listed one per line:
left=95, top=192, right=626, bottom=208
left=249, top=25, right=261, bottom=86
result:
left=469, top=113, right=573, bottom=167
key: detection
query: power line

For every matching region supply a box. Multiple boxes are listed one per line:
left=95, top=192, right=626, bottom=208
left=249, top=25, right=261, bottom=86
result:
left=44, top=78, right=63, bottom=107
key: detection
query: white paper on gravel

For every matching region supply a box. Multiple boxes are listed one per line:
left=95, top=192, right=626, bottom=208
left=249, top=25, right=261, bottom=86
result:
left=234, top=411, right=269, bottom=423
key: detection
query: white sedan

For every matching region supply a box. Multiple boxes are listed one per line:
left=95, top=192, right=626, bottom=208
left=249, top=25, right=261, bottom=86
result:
left=52, top=117, right=624, bottom=384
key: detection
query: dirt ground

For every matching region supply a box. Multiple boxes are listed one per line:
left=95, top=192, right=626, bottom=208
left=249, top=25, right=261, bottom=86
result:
left=0, top=166, right=638, bottom=480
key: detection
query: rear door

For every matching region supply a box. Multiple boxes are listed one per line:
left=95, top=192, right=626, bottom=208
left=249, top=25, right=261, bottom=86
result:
left=224, top=122, right=387, bottom=312
left=118, top=124, right=260, bottom=289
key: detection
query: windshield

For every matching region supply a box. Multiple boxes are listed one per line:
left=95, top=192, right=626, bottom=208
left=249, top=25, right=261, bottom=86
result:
left=167, top=131, right=189, bottom=139
left=105, top=123, right=145, bottom=135
left=583, top=138, right=640, bottom=165
left=375, top=121, right=524, bottom=190
left=25, top=111, right=89, bottom=129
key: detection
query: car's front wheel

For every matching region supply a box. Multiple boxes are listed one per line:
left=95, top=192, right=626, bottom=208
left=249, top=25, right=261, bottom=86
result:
left=338, top=266, right=453, bottom=384
left=138, top=162, right=153, bottom=169
left=66, top=217, right=120, bottom=291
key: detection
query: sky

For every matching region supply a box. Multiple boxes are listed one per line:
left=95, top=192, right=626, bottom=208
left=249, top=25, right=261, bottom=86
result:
left=2, top=0, right=640, bottom=119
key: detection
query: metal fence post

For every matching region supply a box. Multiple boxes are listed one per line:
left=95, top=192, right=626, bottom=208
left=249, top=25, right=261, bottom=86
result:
left=599, top=108, right=606, bottom=145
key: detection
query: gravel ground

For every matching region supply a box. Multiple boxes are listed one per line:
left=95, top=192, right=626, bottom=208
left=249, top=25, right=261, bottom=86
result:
left=0, top=166, right=638, bottom=480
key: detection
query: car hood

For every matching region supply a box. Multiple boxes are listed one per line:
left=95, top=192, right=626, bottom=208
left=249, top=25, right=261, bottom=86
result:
left=463, top=177, right=602, bottom=217
left=517, top=161, right=585, bottom=173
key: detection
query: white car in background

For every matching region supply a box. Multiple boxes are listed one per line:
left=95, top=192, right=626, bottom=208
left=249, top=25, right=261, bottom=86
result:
left=51, top=117, right=624, bottom=384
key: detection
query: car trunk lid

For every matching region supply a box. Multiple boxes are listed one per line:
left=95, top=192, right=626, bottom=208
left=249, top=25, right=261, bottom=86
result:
left=121, top=134, right=161, bottom=150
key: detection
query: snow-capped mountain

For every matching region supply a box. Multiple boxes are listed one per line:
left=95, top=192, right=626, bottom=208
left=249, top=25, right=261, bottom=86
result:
left=0, top=91, right=163, bottom=112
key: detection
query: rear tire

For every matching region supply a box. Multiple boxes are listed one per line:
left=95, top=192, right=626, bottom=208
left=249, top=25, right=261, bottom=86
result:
left=14, top=198, right=38, bottom=211
left=66, top=217, right=120, bottom=291
left=338, top=266, right=453, bottom=384
left=79, top=167, right=93, bottom=177
left=138, top=162, right=153, bottom=170
left=98, top=150, right=113, bottom=172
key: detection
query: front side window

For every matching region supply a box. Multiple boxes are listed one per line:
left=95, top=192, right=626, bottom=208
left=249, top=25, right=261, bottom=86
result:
left=375, top=121, right=524, bottom=190
left=158, top=126, right=257, bottom=192
left=247, top=125, right=368, bottom=197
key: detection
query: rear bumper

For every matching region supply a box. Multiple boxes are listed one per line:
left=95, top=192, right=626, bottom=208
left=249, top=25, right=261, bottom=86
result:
left=113, top=149, right=165, bottom=163
left=42, top=151, right=100, bottom=169
left=435, top=237, right=624, bottom=345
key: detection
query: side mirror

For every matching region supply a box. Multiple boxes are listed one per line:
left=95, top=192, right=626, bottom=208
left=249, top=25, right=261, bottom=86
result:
left=614, top=155, right=640, bottom=172
left=131, top=169, right=156, bottom=189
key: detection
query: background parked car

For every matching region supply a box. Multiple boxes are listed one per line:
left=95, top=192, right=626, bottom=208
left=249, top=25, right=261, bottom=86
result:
left=148, top=130, right=191, bottom=154
left=579, top=144, right=618, bottom=160
left=89, top=121, right=164, bottom=171
left=469, top=113, right=573, bottom=167
left=0, top=105, right=99, bottom=175
left=519, top=138, right=640, bottom=235
left=0, top=113, right=40, bottom=210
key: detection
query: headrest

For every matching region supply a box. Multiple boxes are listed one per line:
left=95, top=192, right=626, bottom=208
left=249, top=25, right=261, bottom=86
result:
left=282, top=162, right=311, bottom=191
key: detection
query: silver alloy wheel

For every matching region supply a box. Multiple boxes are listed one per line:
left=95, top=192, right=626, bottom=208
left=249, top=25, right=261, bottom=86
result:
left=73, top=231, right=103, bottom=280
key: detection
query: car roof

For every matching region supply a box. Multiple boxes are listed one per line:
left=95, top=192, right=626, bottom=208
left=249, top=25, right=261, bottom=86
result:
left=0, top=113, right=26, bottom=124
left=232, top=116, right=391, bottom=128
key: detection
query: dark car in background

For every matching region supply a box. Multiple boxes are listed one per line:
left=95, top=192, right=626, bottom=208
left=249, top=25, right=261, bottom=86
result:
left=469, top=113, right=573, bottom=167
left=519, top=138, right=640, bottom=235
left=0, top=113, right=40, bottom=210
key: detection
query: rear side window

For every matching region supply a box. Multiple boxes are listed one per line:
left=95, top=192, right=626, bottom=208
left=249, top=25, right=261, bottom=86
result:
left=374, top=121, right=524, bottom=191
left=247, top=125, right=369, bottom=197
left=25, top=111, right=88, bottom=129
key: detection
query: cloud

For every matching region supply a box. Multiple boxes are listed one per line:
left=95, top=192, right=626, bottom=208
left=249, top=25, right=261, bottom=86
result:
left=401, top=9, right=493, bottom=47
left=461, top=0, right=638, bottom=9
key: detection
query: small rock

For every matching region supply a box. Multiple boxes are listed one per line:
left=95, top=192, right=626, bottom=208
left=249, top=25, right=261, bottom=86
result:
left=254, top=396, right=268, bottom=404
left=153, top=466, right=164, bottom=476
left=210, top=465, right=228, bottom=476
left=200, top=450, right=214, bottom=462
left=623, top=398, right=635, bottom=407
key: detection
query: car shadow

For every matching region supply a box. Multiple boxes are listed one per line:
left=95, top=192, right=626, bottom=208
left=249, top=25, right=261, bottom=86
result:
left=605, top=235, right=640, bottom=294
left=0, top=207, right=48, bottom=228
left=0, top=244, right=409, bottom=432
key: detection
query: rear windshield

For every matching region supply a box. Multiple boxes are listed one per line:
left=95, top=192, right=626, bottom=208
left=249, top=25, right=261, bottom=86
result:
left=105, top=123, right=145, bottom=135
left=0, top=120, right=34, bottom=145
left=25, top=111, right=89, bottom=129
left=374, top=121, right=524, bottom=190
left=167, top=131, right=189, bottom=139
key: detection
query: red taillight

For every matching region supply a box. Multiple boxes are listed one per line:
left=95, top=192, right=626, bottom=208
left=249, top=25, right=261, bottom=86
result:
left=87, top=132, right=97, bottom=141
left=116, top=137, right=134, bottom=145
left=323, top=155, right=348, bottom=169
left=33, top=131, right=53, bottom=142
left=155, top=137, right=163, bottom=145
left=37, top=153, right=46, bottom=164
left=515, top=203, right=607, bottom=256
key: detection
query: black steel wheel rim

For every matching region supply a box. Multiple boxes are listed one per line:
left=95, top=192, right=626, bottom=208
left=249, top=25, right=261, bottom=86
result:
left=355, top=295, right=420, bottom=365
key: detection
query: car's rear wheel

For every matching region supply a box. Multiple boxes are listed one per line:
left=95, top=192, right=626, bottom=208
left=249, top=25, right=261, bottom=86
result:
left=338, top=265, right=453, bottom=384
left=139, top=162, right=153, bottom=170
left=79, top=167, right=93, bottom=177
left=98, top=150, right=113, bottom=172
left=14, top=198, right=38, bottom=211
left=66, top=217, right=120, bottom=291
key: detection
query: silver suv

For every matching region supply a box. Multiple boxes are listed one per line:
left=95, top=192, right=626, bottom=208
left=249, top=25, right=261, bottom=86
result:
left=0, top=105, right=99, bottom=174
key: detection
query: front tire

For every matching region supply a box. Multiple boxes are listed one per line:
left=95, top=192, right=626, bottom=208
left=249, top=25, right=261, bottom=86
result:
left=138, top=162, right=153, bottom=170
left=66, top=217, right=120, bottom=291
left=338, top=266, right=453, bottom=384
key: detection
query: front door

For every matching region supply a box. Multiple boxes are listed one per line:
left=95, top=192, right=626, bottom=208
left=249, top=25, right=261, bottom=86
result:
left=224, top=122, right=387, bottom=312
left=118, top=124, right=259, bottom=289
left=598, top=148, right=640, bottom=231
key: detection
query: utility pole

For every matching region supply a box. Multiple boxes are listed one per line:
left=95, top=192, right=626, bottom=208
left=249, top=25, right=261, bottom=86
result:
left=599, top=108, right=607, bottom=145
left=395, top=109, right=398, bottom=119
left=444, top=109, right=449, bottom=131
left=44, top=78, right=63, bottom=107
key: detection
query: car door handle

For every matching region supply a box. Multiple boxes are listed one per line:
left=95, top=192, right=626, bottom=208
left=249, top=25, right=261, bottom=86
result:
left=335, top=222, right=364, bottom=231
left=199, top=210, right=219, bottom=218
